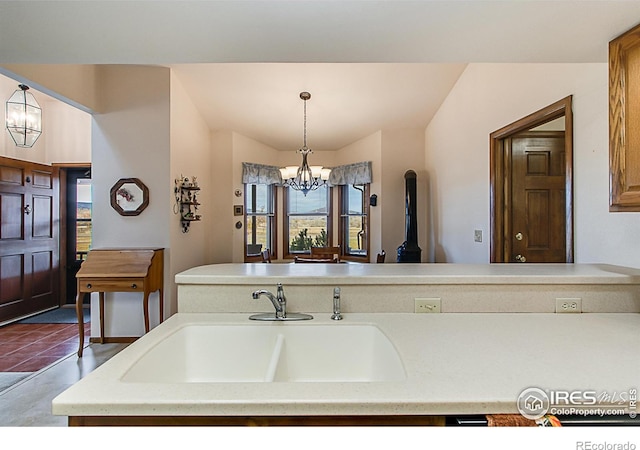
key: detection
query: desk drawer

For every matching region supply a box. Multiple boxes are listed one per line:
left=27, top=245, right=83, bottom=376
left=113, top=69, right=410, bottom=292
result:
left=79, top=279, right=145, bottom=292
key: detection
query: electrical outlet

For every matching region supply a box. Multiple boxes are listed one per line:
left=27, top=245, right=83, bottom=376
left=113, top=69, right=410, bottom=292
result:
left=555, top=298, right=582, bottom=313
left=415, top=298, right=441, bottom=313
left=474, top=229, right=483, bottom=243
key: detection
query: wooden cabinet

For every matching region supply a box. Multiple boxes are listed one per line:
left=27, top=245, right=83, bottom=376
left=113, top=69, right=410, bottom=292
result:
left=75, top=248, right=164, bottom=357
left=610, top=23, right=640, bottom=211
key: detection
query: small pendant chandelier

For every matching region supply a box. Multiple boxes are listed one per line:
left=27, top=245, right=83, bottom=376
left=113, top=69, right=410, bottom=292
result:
left=280, top=92, right=331, bottom=196
left=5, top=84, right=42, bottom=148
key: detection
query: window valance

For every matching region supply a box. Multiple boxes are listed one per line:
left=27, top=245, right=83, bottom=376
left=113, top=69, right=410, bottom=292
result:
left=328, top=161, right=372, bottom=186
left=242, top=161, right=372, bottom=186
left=242, top=162, right=282, bottom=185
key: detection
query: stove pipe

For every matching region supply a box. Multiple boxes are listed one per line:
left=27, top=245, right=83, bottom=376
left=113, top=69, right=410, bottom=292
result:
left=397, top=170, right=422, bottom=263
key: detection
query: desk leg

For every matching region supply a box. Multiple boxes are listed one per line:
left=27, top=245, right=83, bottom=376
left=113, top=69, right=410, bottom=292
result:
left=99, top=292, right=105, bottom=344
left=159, top=288, right=164, bottom=324
left=76, top=290, right=85, bottom=358
left=143, top=291, right=150, bottom=333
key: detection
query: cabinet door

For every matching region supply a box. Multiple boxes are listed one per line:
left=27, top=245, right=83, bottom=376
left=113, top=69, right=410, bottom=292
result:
left=610, top=23, right=640, bottom=211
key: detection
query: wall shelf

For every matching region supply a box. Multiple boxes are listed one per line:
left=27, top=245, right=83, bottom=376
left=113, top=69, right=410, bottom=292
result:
left=174, top=176, right=201, bottom=233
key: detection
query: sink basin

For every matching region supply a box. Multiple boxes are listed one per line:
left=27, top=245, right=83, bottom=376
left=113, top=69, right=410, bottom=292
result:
left=121, top=324, right=406, bottom=383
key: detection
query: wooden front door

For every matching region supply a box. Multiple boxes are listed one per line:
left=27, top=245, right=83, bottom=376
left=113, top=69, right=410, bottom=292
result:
left=509, top=132, right=566, bottom=263
left=0, top=156, right=60, bottom=324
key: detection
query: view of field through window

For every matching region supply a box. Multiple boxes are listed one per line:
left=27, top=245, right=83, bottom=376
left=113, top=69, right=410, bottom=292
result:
left=287, top=186, right=329, bottom=252
left=342, top=184, right=367, bottom=256
left=246, top=184, right=367, bottom=256
left=77, top=179, right=92, bottom=257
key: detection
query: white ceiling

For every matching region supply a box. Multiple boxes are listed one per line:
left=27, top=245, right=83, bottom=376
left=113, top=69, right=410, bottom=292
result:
left=170, top=63, right=466, bottom=150
left=2, top=1, right=640, bottom=151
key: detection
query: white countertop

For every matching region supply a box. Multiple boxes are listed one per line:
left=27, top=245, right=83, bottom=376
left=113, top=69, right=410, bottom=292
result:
left=175, top=263, right=640, bottom=285
left=52, top=312, right=640, bottom=417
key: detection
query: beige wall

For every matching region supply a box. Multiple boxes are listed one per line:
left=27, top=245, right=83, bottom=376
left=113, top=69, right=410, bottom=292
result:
left=381, top=129, right=427, bottom=262
left=91, top=65, right=171, bottom=336
left=210, top=130, right=234, bottom=263
left=425, top=63, right=640, bottom=268
left=0, top=72, right=91, bottom=164
left=0, top=64, right=100, bottom=112
left=168, top=71, right=212, bottom=314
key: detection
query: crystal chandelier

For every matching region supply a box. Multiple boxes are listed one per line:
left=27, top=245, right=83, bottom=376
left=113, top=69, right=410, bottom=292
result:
left=280, top=92, right=331, bottom=196
left=5, top=84, right=42, bottom=148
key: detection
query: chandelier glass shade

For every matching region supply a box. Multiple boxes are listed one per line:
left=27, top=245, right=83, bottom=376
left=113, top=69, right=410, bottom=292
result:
left=5, top=84, right=42, bottom=148
left=280, top=92, right=331, bottom=196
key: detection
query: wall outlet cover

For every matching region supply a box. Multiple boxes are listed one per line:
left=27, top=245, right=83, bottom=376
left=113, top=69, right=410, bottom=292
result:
left=555, top=298, right=582, bottom=313
left=415, top=298, right=441, bottom=313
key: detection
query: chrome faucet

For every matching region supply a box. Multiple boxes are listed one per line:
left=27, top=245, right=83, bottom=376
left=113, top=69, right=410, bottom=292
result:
left=252, top=283, right=287, bottom=319
left=331, top=287, right=342, bottom=320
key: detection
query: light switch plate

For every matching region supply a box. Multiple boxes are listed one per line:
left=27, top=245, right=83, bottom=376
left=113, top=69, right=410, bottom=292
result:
left=415, top=298, right=441, bottom=313
left=474, top=229, right=483, bottom=243
left=555, top=298, right=582, bottom=313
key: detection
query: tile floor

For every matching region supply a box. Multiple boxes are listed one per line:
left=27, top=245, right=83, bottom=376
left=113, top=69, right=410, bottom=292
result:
left=0, top=315, right=127, bottom=426
left=0, top=322, right=90, bottom=372
left=0, top=341, right=127, bottom=426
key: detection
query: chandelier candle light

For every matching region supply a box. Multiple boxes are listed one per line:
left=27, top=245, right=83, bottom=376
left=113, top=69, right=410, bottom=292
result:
left=5, top=84, right=42, bottom=148
left=280, top=92, right=331, bottom=196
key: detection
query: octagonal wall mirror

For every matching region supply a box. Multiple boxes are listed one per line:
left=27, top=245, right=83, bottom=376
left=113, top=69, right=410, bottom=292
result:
left=110, top=178, right=149, bottom=216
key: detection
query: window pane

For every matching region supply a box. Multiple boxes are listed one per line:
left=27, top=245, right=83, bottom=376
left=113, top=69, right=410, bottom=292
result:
left=288, top=185, right=328, bottom=214
left=347, top=185, right=364, bottom=214
left=340, top=183, right=368, bottom=258
left=246, top=216, right=269, bottom=255
left=246, top=184, right=270, bottom=214
left=76, top=179, right=92, bottom=257
left=76, top=221, right=92, bottom=256
left=245, top=184, right=275, bottom=259
left=288, top=216, right=328, bottom=252
left=346, top=216, right=366, bottom=255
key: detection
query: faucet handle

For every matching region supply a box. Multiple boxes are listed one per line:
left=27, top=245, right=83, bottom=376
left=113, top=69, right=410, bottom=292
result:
left=331, top=287, right=342, bottom=320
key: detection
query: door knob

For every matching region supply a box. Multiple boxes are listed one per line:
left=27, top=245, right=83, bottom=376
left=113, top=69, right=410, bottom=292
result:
left=515, top=254, right=527, bottom=262
left=24, top=205, right=31, bottom=215
left=515, top=232, right=523, bottom=241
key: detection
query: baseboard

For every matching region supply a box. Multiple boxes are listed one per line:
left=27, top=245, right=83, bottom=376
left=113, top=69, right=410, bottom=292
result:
left=89, top=337, right=137, bottom=344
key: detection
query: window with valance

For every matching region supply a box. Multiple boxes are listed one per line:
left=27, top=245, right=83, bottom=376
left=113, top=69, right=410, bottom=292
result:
left=242, top=161, right=373, bottom=261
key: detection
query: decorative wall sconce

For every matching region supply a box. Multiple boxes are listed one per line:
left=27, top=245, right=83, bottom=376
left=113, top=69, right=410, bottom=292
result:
left=174, top=175, right=201, bottom=233
left=5, top=84, right=42, bottom=148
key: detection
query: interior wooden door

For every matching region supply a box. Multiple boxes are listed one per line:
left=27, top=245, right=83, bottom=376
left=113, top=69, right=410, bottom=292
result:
left=0, top=156, right=60, bottom=324
left=509, top=132, right=566, bottom=263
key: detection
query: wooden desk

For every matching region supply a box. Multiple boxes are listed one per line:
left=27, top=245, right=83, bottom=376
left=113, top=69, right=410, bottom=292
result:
left=75, top=248, right=164, bottom=357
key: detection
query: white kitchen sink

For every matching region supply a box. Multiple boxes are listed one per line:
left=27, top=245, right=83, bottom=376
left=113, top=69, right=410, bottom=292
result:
left=121, top=324, right=406, bottom=383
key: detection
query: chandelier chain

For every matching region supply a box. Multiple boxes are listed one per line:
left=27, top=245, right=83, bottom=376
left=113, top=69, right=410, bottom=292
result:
left=302, top=96, right=307, bottom=149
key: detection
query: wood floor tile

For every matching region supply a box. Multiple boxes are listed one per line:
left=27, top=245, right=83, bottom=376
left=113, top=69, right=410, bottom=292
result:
left=0, top=354, right=29, bottom=371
